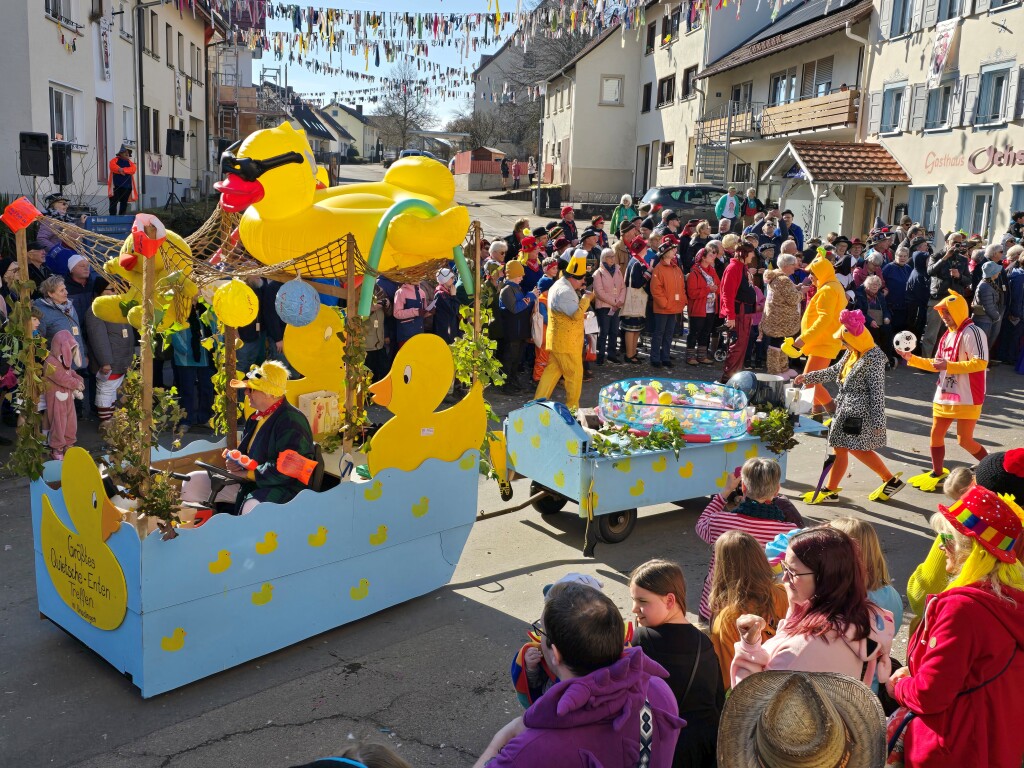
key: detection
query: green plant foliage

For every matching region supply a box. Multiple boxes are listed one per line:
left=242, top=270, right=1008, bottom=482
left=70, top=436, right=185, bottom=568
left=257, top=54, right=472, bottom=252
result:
left=318, top=307, right=373, bottom=455
left=748, top=406, right=798, bottom=455
left=589, top=413, right=694, bottom=460
left=451, top=304, right=505, bottom=478
left=104, top=361, right=187, bottom=522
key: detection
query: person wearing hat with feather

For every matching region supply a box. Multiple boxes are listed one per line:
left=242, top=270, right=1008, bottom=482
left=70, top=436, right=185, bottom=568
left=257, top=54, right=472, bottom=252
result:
left=886, top=485, right=1024, bottom=768
left=108, top=145, right=137, bottom=215
left=896, top=290, right=990, bottom=492
left=533, top=253, right=592, bottom=411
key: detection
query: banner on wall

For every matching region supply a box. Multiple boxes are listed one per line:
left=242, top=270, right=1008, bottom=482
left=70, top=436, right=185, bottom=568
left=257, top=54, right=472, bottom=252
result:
left=99, top=17, right=112, bottom=81
left=175, top=72, right=184, bottom=118
left=928, top=18, right=960, bottom=89
left=186, top=78, right=193, bottom=112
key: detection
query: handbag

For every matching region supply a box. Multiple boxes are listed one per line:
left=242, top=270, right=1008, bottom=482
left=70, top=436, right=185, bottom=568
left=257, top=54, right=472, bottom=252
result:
left=531, top=300, right=545, bottom=349
left=624, top=286, right=648, bottom=317
left=840, top=415, right=863, bottom=436
left=584, top=310, right=600, bottom=335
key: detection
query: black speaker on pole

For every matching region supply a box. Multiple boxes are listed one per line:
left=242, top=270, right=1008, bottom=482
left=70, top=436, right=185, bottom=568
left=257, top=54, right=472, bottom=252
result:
left=216, top=137, right=232, bottom=160
left=52, top=141, right=73, bottom=186
left=19, top=132, right=49, bottom=177
left=166, top=128, right=185, bottom=158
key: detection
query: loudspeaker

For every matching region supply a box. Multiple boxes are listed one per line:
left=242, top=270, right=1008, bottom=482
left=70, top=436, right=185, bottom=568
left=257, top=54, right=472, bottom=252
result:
left=52, top=141, right=73, bottom=186
left=19, top=132, right=49, bottom=177
left=166, top=128, right=185, bottom=158
left=216, top=137, right=233, bottom=159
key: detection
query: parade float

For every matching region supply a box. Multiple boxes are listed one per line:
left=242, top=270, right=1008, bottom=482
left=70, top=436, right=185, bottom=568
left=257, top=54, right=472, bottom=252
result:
left=6, top=122, right=490, bottom=697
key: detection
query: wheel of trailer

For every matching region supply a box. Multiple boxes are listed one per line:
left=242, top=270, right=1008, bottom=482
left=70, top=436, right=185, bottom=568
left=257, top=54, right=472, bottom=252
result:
left=531, top=481, right=568, bottom=515
left=597, top=508, right=637, bottom=543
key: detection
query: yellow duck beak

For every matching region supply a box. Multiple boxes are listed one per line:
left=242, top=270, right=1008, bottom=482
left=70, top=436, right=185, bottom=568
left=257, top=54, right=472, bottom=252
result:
left=369, top=375, right=392, bottom=407
left=101, top=497, right=122, bottom=542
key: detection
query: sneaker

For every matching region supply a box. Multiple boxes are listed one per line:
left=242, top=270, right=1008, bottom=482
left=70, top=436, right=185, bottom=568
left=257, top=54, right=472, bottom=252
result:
left=801, top=488, right=841, bottom=504
left=869, top=473, right=905, bottom=502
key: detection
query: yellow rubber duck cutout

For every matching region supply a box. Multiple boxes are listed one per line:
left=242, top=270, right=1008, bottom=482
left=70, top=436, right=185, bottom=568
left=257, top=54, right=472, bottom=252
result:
left=364, top=481, right=383, bottom=501
left=554, top=471, right=566, bottom=488
left=630, top=479, right=645, bottom=497
left=539, top=410, right=551, bottom=427
left=652, top=456, right=667, bottom=473
left=40, top=447, right=128, bottom=631
left=308, top=527, right=328, bottom=547
left=566, top=440, right=579, bottom=455
left=411, top=497, right=429, bottom=517
left=255, top=532, right=278, bottom=555
left=369, top=525, right=388, bottom=546
left=252, top=583, right=274, bottom=605
left=215, top=122, right=470, bottom=277
left=723, top=442, right=738, bottom=454
left=745, top=444, right=759, bottom=459
left=350, top=579, right=370, bottom=601
left=614, top=459, right=631, bottom=473
left=678, top=462, right=694, bottom=479
left=530, top=435, right=541, bottom=449
left=367, top=334, right=486, bottom=476
left=208, top=550, right=232, bottom=574
left=282, top=305, right=346, bottom=406
left=161, top=628, right=186, bottom=652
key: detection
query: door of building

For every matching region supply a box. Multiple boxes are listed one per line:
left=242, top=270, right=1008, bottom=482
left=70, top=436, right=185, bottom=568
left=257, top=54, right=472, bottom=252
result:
left=636, top=144, right=650, bottom=198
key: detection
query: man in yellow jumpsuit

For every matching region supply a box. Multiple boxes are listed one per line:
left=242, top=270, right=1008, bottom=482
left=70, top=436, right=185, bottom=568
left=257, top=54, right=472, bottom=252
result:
left=534, top=253, right=592, bottom=411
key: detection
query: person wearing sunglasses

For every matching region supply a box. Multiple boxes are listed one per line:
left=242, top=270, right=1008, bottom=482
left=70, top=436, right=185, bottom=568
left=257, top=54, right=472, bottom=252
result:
left=730, top=526, right=895, bottom=692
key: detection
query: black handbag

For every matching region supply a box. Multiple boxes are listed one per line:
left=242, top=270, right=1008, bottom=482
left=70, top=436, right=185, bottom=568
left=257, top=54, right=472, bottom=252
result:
left=840, top=415, right=863, bottom=436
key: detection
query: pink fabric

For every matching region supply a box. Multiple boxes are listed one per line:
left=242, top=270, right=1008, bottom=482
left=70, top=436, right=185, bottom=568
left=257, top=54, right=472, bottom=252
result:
left=731, top=639, right=770, bottom=687
left=840, top=308, right=866, bottom=337
left=592, top=265, right=625, bottom=309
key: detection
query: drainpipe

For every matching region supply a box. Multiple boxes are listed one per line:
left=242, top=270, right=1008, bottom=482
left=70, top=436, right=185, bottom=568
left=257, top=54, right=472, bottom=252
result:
left=845, top=21, right=870, bottom=143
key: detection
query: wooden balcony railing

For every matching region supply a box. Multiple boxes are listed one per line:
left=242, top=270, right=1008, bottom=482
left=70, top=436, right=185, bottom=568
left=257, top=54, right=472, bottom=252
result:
left=760, top=89, right=859, bottom=138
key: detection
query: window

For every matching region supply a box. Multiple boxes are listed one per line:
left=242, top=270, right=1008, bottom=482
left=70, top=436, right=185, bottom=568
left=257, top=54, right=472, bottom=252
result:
left=956, top=186, right=993, bottom=237
left=152, top=108, right=161, bottom=153
left=122, top=105, right=135, bottom=146
left=48, top=85, right=77, bottom=142
left=646, top=22, right=657, bottom=55
left=118, top=2, right=130, bottom=37
left=656, top=75, right=675, bottom=107
left=685, top=0, right=702, bottom=32
left=660, top=8, right=680, bottom=45
left=890, top=0, right=914, bottom=37
left=801, top=57, right=834, bottom=99
left=909, top=187, right=940, bottom=239
left=681, top=66, right=699, bottom=99
left=732, top=162, right=752, bottom=184
left=178, top=33, right=185, bottom=73
left=990, top=0, right=1015, bottom=7
left=96, top=100, right=110, bottom=183
left=975, top=66, right=1011, bottom=125
left=641, top=82, right=652, bottom=113
left=566, top=82, right=571, bottom=107
left=660, top=142, right=675, bottom=168
left=193, top=43, right=202, bottom=82
left=925, top=83, right=952, bottom=129
left=880, top=85, right=905, bottom=132
left=165, top=23, right=173, bottom=67
left=150, top=11, right=159, bottom=57
left=731, top=81, right=753, bottom=107
left=45, top=0, right=74, bottom=24
left=597, top=75, right=620, bottom=106
left=937, top=0, right=960, bottom=21
left=1012, top=184, right=1024, bottom=219
left=768, top=68, right=797, bottom=106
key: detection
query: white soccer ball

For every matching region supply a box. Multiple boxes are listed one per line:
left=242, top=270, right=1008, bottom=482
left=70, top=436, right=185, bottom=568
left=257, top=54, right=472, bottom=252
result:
left=893, top=330, right=917, bottom=353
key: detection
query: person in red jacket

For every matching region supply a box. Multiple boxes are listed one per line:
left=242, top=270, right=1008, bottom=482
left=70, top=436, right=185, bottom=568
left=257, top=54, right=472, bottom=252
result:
left=886, top=485, right=1024, bottom=768
left=686, top=244, right=722, bottom=365
left=107, top=145, right=137, bottom=215
left=649, top=240, right=686, bottom=368
left=718, top=242, right=758, bottom=382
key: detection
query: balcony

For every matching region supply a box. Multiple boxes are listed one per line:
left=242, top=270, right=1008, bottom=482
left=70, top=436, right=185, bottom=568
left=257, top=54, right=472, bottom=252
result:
left=760, top=89, right=859, bottom=138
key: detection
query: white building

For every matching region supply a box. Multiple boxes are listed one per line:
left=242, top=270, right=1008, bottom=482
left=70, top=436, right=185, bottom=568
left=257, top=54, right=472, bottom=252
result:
left=0, top=1, right=224, bottom=212
left=323, top=102, right=380, bottom=162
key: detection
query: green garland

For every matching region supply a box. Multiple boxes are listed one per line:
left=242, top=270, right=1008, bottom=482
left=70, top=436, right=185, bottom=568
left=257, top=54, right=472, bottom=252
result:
left=748, top=406, right=798, bottom=455
left=451, top=304, right=504, bottom=477
left=589, top=415, right=693, bottom=460
left=319, top=307, right=374, bottom=455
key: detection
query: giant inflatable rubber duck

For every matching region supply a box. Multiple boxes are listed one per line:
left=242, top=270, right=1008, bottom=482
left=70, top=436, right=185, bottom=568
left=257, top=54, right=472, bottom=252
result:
left=214, top=122, right=470, bottom=277
left=40, top=447, right=128, bottom=630
left=367, top=333, right=486, bottom=476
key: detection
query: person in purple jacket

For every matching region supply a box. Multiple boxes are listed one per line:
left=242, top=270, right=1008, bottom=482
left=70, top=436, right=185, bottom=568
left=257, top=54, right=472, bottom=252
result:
left=473, top=582, right=684, bottom=768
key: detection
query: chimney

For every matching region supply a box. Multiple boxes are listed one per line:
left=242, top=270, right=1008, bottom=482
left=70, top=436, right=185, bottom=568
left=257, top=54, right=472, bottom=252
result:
left=356, top=105, right=363, bottom=116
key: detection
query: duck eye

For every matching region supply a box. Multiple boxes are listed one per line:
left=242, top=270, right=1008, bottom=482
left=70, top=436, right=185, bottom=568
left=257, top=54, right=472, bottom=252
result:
left=324, top=326, right=333, bottom=341
left=403, top=365, right=412, bottom=385
left=92, top=492, right=98, bottom=509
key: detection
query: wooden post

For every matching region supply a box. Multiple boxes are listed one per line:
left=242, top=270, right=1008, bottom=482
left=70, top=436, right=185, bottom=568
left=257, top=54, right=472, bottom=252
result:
left=342, top=235, right=357, bottom=456
left=139, top=226, right=156, bottom=472
left=14, top=230, right=38, bottom=411
left=223, top=325, right=238, bottom=450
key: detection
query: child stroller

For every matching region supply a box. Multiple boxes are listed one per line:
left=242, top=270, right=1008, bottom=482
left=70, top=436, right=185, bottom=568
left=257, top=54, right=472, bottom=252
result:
left=714, top=327, right=737, bottom=362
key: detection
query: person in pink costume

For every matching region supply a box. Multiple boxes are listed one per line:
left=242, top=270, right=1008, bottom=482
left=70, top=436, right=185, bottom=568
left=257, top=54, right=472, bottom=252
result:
left=44, top=329, right=84, bottom=460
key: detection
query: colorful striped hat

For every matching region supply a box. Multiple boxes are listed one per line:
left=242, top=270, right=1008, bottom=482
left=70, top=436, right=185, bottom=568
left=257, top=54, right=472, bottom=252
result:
left=939, top=485, right=1023, bottom=563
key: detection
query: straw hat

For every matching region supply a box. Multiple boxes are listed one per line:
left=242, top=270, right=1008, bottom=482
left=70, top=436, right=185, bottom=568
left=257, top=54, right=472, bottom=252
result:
left=718, top=672, right=885, bottom=768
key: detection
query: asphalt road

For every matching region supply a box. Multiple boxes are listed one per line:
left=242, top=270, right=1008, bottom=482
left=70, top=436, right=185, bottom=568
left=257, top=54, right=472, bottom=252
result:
left=1, top=169, right=1023, bottom=767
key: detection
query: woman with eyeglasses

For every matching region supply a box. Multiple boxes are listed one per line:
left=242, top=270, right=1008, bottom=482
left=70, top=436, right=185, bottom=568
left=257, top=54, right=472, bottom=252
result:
left=730, top=526, right=895, bottom=691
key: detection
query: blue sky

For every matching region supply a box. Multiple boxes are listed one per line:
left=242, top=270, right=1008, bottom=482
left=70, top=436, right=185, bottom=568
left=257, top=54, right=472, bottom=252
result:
left=252, top=1, right=509, bottom=122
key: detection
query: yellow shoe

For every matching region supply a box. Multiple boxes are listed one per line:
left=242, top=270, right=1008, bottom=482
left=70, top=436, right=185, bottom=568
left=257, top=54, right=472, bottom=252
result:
left=869, top=473, right=906, bottom=502
left=801, top=488, right=841, bottom=504
left=908, top=468, right=949, bottom=492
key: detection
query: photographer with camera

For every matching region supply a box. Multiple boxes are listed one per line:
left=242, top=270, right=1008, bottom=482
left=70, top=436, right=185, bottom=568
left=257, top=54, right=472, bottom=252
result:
left=923, top=232, right=971, bottom=355
left=534, top=253, right=594, bottom=411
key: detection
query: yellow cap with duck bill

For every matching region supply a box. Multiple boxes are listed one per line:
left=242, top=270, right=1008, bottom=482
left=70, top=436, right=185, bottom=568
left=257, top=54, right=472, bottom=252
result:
left=565, top=253, right=588, bottom=278
left=935, top=289, right=969, bottom=329
left=229, top=360, right=290, bottom=398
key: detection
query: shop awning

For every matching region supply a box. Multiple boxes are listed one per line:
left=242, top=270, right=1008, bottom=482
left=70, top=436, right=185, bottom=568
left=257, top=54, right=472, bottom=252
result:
left=760, top=141, right=911, bottom=185
left=697, top=0, right=872, bottom=80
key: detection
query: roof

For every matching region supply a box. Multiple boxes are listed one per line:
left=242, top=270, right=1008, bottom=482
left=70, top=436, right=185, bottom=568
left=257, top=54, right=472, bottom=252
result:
left=290, top=104, right=335, bottom=141
left=697, top=0, right=871, bottom=79
left=316, top=109, right=357, bottom=142
left=325, top=102, right=370, bottom=126
left=761, top=141, right=911, bottom=185
left=545, top=21, right=622, bottom=82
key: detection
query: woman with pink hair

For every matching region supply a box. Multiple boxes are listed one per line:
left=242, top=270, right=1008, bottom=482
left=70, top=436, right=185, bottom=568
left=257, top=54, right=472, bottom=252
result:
left=794, top=309, right=905, bottom=505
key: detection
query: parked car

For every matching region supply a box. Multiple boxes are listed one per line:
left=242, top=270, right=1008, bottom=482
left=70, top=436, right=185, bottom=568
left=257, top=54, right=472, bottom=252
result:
left=383, top=149, right=444, bottom=169
left=639, top=185, right=728, bottom=224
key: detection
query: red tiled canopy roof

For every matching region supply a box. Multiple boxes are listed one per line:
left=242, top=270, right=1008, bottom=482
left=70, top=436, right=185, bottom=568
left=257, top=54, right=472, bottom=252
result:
left=788, top=141, right=911, bottom=184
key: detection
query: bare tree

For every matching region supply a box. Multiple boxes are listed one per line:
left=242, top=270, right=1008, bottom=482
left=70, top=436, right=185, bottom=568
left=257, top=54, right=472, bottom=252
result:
left=371, top=61, right=438, bottom=152
left=445, top=99, right=499, bottom=148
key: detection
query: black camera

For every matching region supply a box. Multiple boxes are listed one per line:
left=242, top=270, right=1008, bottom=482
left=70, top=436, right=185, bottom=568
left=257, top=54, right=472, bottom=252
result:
left=583, top=273, right=595, bottom=288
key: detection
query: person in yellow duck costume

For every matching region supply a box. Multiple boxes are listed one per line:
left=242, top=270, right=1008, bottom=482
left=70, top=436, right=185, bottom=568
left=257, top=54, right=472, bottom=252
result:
left=92, top=216, right=198, bottom=331
left=534, top=254, right=592, bottom=411
left=795, top=309, right=906, bottom=504
left=366, top=333, right=486, bottom=476
left=785, top=251, right=845, bottom=417
left=214, top=122, right=470, bottom=277
left=895, top=290, right=990, bottom=492
left=40, top=446, right=128, bottom=630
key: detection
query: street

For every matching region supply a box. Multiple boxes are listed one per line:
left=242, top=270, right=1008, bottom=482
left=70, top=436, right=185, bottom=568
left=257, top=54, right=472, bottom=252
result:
left=1, top=169, right=1022, bottom=767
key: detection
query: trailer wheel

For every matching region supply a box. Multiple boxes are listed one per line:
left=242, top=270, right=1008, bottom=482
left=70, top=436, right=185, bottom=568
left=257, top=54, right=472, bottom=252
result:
left=598, top=509, right=637, bottom=543
left=530, top=481, right=568, bottom=515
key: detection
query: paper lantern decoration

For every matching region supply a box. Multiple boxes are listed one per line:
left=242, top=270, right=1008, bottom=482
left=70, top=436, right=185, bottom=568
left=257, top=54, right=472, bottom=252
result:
left=213, top=278, right=259, bottom=327
left=275, top=277, right=319, bottom=327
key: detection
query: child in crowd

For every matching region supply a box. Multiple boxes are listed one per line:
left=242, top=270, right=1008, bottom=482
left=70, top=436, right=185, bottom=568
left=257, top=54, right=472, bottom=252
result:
left=44, top=329, right=85, bottom=460
left=708, top=530, right=788, bottom=692
left=85, top=277, right=134, bottom=426
left=630, top=559, right=724, bottom=768
left=392, top=281, right=428, bottom=349
left=430, top=267, right=460, bottom=345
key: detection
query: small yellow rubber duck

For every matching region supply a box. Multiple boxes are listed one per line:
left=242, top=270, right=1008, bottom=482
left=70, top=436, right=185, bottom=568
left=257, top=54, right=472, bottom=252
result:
left=255, top=532, right=278, bottom=555
left=364, top=481, right=383, bottom=501
left=411, top=497, right=429, bottom=517
left=369, top=525, right=388, bottom=546
left=252, top=583, right=274, bottom=605
left=308, top=526, right=328, bottom=547
left=208, top=550, right=232, bottom=574
left=350, top=579, right=370, bottom=601
left=161, top=628, right=187, bottom=652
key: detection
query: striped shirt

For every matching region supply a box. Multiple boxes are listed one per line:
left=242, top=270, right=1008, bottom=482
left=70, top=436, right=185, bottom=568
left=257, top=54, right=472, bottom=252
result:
left=696, top=494, right=799, bottom=620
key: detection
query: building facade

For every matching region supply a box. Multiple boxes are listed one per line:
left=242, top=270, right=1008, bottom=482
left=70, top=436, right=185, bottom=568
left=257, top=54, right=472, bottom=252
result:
left=323, top=103, right=379, bottom=162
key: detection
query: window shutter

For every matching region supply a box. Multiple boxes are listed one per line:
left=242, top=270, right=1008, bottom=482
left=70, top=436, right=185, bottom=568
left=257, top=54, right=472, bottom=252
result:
left=1004, top=65, right=1021, bottom=122
left=1016, top=66, right=1024, bottom=119
left=961, top=73, right=980, bottom=126
left=801, top=62, right=816, bottom=99
left=974, top=0, right=990, bottom=12
left=879, top=0, right=894, bottom=40
left=817, top=57, right=834, bottom=92
left=867, top=91, right=883, bottom=133
left=910, top=84, right=929, bottom=130
left=922, top=0, right=939, bottom=28
left=949, top=76, right=966, bottom=126
left=900, top=84, right=914, bottom=129
left=912, top=0, right=926, bottom=31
